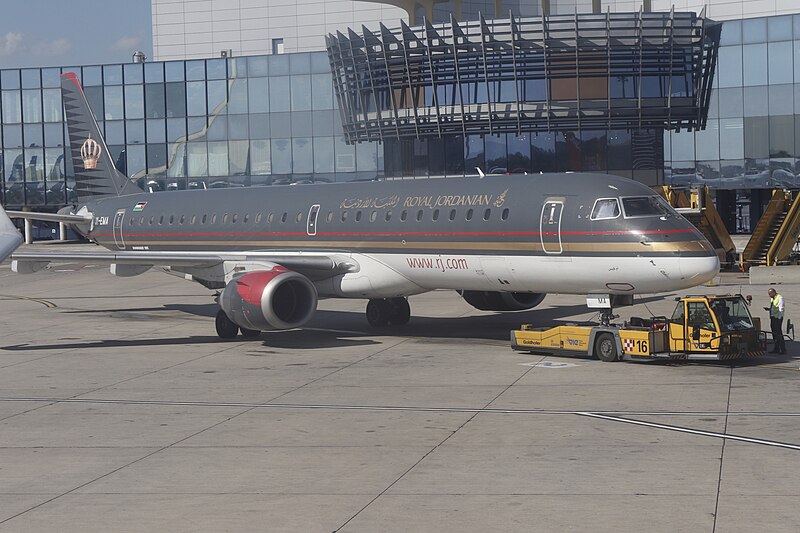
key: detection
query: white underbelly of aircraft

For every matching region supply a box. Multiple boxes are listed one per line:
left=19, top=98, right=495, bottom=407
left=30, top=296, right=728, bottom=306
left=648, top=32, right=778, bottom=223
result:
left=371, top=253, right=718, bottom=296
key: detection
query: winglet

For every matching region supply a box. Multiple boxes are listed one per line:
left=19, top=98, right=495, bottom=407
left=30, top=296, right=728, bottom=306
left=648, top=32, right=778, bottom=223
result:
left=0, top=204, right=24, bottom=263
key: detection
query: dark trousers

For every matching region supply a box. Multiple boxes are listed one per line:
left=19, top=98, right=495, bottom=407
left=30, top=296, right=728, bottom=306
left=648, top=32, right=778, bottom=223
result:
left=771, top=316, right=786, bottom=353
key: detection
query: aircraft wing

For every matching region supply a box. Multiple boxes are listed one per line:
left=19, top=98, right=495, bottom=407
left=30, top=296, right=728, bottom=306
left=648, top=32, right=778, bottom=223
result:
left=10, top=249, right=357, bottom=278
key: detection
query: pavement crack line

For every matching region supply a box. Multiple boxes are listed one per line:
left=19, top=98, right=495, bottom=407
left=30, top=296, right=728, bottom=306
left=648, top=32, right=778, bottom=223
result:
left=332, top=363, right=539, bottom=532
left=713, top=366, right=734, bottom=533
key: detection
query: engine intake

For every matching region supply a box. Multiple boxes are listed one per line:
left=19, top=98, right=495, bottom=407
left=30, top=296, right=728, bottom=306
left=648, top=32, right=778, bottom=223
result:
left=219, top=267, right=318, bottom=331
left=460, top=291, right=546, bottom=312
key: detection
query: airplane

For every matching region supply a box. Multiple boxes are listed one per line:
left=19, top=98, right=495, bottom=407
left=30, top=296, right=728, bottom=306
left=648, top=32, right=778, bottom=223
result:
left=0, top=72, right=720, bottom=339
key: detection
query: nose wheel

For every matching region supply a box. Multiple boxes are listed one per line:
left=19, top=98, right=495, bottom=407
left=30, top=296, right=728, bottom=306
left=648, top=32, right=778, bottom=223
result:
left=366, top=298, right=411, bottom=326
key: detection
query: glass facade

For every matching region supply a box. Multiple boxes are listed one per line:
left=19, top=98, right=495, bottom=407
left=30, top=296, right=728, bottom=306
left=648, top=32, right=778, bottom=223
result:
left=665, top=15, right=800, bottom=190
left=0, top=53, right=381, bottom=209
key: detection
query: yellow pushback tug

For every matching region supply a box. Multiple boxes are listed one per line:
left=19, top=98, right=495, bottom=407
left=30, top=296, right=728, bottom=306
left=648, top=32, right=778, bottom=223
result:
left=512, top=295, right=766, bottom=362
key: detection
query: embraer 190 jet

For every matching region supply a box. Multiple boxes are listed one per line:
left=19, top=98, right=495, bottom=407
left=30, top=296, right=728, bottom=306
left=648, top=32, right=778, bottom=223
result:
left=0, top=73, right=719, bottom=339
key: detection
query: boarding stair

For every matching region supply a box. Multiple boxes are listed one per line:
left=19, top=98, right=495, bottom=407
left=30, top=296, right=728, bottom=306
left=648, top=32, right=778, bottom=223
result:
left=655, top=186, right=736, bottom=268
left=740, top=189, right=800, bottom=270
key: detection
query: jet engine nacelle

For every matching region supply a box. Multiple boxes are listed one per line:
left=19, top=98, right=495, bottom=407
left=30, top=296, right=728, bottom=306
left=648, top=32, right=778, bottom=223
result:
left=219, top=266, right=318, bottom=331
left=460, top=290, right=546, bottom=312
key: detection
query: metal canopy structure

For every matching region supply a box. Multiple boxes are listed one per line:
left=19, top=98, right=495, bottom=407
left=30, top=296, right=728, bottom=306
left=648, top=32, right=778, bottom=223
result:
left=327, top=10, right=721, bottom=144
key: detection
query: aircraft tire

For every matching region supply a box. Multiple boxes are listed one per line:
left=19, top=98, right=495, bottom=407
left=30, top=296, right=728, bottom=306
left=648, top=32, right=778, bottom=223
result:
left=388, top=297, right=411, bottom=325
left=240, top=327, right=261, bottom=339
left=215, top=309, right=240, bottom=339
left=595, top=333, right=618, bottom=362
left=366, top=299, right=391, bottom=327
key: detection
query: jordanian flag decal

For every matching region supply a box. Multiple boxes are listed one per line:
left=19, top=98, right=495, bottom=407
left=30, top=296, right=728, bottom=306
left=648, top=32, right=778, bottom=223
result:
left=133, top=202, right=147, bottom=212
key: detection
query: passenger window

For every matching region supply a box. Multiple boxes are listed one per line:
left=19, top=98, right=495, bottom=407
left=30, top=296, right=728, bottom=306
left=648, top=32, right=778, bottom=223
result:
left=356, top=211, right=362, bottom=222
left=255, top=213, right=262, bottom=224
left=139, top=216, right=144, bottom=225
left=244, top=213, right=249, bottom=223
left=325, top=211, right=333, bottom=223
left=190, top=215, right=196, bottom=224
left=232, top=213, right=238, bottom=223
left=369, top=211, right=377, bottom=222
left=159, top=215, right=164, bottom=225
left=129, top=217, right=135, bottom=225
left=591, top=198, right=620, bottom=220
left=281, top=212, right=288, bottom=223
left=432, top=209, right=440, bottom=221
left=401, top=210, right=408, bottom=221
left=483, top=209, right=491, bottom=221
left=222, top=214, right=228, bottom=224
left=179, top=215, right=185, bottom=224
left=449, top=209, right=456, bottom=221
left=201, top=214, right=207, bottom=224
left=267, top=213, right=273, bottom=224
left=149, top=216, right=154, bottom=225
left=296, top=212, right=303, bottom=223
left=416, top=210, right=423, bottom=221
left=211, top=214, right=217, bottom=224
left=169, top=215, right=174, bottom=225
left=385, top=211, right=392, bottom=222
left=466, top=208, right=473, bottom=221
left=341, top=211, right=348, bottom=222
left=501, top=208, right=509, bottom=221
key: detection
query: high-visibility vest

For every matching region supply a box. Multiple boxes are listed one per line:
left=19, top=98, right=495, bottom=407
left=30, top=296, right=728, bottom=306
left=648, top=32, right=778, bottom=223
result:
left=770, top=294, right=784, bottom=319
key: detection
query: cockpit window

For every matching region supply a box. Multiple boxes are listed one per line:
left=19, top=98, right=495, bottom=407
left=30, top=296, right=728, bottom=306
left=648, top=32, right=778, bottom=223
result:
left=590, top=198, right=620, bottom=220
left=621, top=196, right=673, bottom=218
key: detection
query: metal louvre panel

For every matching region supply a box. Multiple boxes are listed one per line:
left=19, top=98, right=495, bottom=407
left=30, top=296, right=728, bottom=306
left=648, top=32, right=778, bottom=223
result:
left=327, top=11, right=721, bottom=143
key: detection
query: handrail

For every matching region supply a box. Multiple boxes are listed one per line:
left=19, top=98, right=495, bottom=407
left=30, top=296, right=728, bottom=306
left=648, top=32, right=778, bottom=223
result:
left=741, top=189, right=788, bottom=268
left=766, top=191, right=800, bottom=266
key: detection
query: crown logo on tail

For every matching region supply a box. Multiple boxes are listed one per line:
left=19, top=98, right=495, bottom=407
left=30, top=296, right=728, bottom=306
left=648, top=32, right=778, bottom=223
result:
left=80, top=135, right=102, bottom=170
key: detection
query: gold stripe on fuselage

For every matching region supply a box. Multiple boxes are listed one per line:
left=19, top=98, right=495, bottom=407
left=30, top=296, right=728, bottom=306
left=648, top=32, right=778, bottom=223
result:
left=103, top=239, right=708, bottom=254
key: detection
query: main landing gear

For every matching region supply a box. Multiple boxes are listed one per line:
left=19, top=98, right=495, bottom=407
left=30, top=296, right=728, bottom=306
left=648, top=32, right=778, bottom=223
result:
left=366, top=297, right=411, bottom=327
left=215, top=309, right=262, bottom=339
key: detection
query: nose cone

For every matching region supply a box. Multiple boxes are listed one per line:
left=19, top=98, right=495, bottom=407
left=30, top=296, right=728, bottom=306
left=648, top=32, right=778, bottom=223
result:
left=679, top=248, right=720, bottom=286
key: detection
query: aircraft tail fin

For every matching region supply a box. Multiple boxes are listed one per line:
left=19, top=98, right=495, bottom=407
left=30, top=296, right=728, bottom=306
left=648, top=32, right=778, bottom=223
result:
left=61, top=73, right=142, bottom=202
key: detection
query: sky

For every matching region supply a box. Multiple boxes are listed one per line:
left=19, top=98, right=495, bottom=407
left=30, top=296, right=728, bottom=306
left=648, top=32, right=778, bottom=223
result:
left=0, top=0, right=152, bottom=70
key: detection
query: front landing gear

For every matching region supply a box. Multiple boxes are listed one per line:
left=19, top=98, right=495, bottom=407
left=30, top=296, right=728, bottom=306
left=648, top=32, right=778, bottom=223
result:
left=366, top=298, right=411, bottom=327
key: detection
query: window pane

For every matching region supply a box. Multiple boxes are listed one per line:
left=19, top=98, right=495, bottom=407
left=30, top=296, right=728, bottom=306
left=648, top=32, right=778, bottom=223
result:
left=126, top=144, right=146, bottom=178
left=770, top=115, right=794, bottom=158
left=720, top=118, right=744, bottom=160
left=743, top=18, right=767, bottom=44
left=228, top=78, right=248, bottom=114
left=335, top=136, right=355, bottom=172
left=165, top=82, right=186, bottom=117
left=146, top=119, right=166, bottom=144
left=695, top=120, right=720, bottom=161
left=167, top=118, right=186, bottom=142
left=768, top=41, right=793, bottom=85
left=145, top=62, right=164, bottom=83
left=165, top=61, right=185, bottom=82
left=229, top=140, right=248, bottom=175
left=105, top=120, right=125, bottom=145
left=769, top=84, right=794, bottom=116
left=313, top=137, right=334, bottom=173
left=186, top=81, right=207, bottom=116
left=770, top=17, right=792, bottom=41
left=269, top=77, right=290, bottom=112
left=145, top=84, right=166, bottom=118
left=22, top=90, right=41, bottom=123
left=126, top=120, right=145, bottom=144
left=250, top=139, right=271, bottom=175
left=744, top=117, right=769, bottom=159
left=187, top=142, right=208, bottom=176
left=247, top=77, right=268, bottom=113
left=743, top=86, right=768, bottom=117
left=104, top=86, right=124, bottom=119
left=743, top=44, right=767, bottom=86
left=271, top=138, right=292, bottom=174
left=208, top=141, right=228, bottom=175
left=103, top=65, right=122, bottom=85
left=717, top=88, right=743, bottom=119
left=125, top=84, right=144, bottom=119
left=292, top=137, right=313, bottom=173
left=311, top=74, right=333, bottom=110
left=207, top=80, right=227, bottom=114
left=206, top=59, right=226, bottom=80
left=291, top=76, right=311, bottom=111
left=124, top=63, right=143, bottom=84
left=717, top=46, right=742, bottom=88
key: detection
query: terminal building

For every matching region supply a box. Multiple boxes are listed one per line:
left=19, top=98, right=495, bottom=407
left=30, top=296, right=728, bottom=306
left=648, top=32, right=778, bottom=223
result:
left=0, top=0, right=799, bottom=236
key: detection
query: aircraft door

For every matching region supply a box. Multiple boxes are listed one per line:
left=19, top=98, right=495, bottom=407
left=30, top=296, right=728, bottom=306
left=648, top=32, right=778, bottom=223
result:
left=307, top=204, right=320, bottom=236
left=112, top=210, right=126, bottom=250
left=540, top=199, right=564, bottom=254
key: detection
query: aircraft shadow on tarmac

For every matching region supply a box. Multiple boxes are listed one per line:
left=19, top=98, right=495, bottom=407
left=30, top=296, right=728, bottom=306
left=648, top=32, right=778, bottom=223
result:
left=1, top=295, right=690, bottom=352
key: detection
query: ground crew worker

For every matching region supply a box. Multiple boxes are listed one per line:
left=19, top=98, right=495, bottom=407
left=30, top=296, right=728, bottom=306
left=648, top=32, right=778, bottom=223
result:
left=765, top=287, right=786, bottom=354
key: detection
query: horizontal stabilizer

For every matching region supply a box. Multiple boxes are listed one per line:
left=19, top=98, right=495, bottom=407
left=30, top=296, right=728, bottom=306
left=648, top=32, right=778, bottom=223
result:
left=5, top=210, right=93, bottom=224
